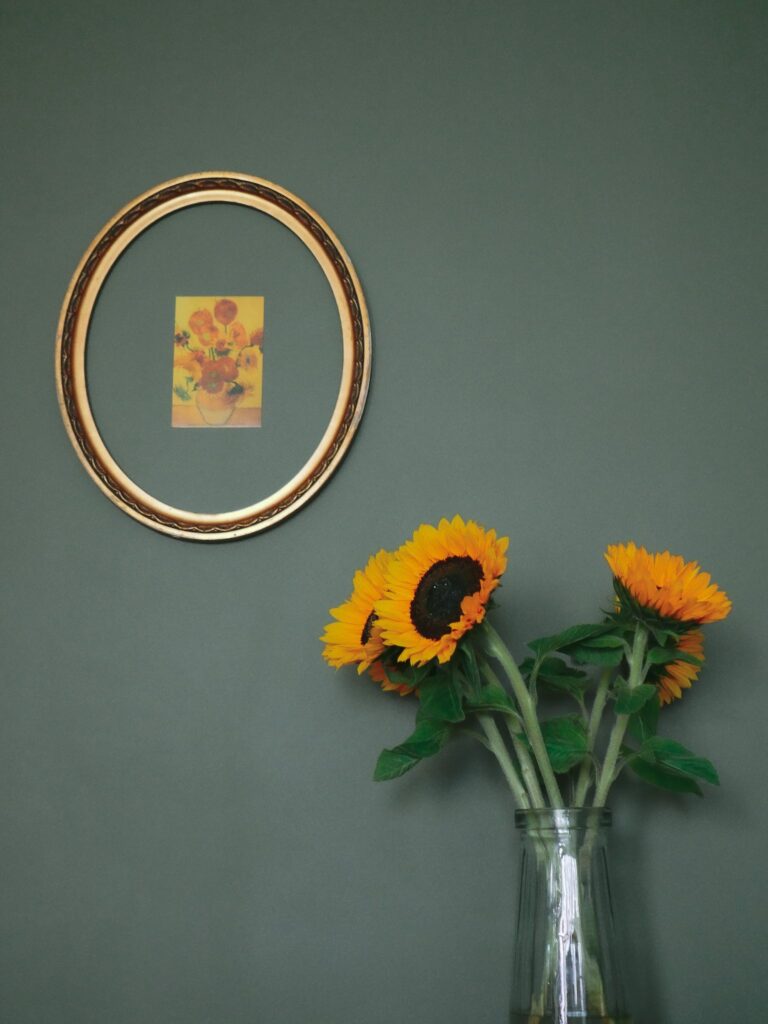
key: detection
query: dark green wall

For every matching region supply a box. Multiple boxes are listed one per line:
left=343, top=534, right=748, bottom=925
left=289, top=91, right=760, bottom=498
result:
left=2, top=2, right=766, bottom=1021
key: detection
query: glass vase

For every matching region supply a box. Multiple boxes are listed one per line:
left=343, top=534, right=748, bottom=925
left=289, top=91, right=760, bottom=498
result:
left=510, top=808, right=631, bottom=1024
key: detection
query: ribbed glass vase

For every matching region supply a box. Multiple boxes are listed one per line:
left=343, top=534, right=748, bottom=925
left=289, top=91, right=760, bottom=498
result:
left=510, top=809, right=631, bottom=1024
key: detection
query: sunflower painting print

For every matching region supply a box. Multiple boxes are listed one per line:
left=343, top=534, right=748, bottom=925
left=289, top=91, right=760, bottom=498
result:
left=172, top=296, right=264, bottom=427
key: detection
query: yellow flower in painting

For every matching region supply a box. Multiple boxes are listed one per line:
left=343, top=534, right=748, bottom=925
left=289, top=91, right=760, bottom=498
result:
left=376, top=516, right=508, bottom=666
left=188, top=308, right=213, bottom=336
left=237, top=344, right=262, bottom=394
left=199, top=356, right=238, bottom=394
left=214, top=298, right=238, bottom=326
left=650, top=629, right=705, bottom=706
left=229, top=321, right=249, bottom=348
left=321, top=550, right=392, bottom=674
left=606, top=542, right=731, bottom=625
left=238, top=344, right=261, bottom=371
left=199, top=326, right=222, bottom=348
left=174, top=347, right=203, bottom=380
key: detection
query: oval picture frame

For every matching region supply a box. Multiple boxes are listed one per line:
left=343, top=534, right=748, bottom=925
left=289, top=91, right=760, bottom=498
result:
left=55, top=172, right=371, bottom=541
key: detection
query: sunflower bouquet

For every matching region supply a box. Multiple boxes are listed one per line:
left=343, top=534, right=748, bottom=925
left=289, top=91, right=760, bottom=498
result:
left=321, top=516, right=731, bottom=808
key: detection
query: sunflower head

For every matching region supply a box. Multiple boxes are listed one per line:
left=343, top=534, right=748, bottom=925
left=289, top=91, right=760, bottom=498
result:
left=376, top=515, right=508, bottom=666
left=606, top=542, right=731, bottom=627
left=321, top=550, right=391, bottom=674
left=648, top=629, right=705, bottom=705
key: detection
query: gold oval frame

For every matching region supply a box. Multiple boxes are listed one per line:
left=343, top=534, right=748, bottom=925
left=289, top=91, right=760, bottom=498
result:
left=55, top=172, right=371, bottom=540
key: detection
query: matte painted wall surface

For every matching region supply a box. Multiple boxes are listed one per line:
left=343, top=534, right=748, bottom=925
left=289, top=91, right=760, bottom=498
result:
left=2, top=2, right=766, bottom=1021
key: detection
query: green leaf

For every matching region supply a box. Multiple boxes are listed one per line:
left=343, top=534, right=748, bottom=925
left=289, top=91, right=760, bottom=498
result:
left=391, top=719, right=451, bottom=759
left=538, top=676, right=588, bottom=701
left=518, top=656, right=536, bottom=680
left=645, top=646, right=703, bottom=669
left=579, top=634, right=626, bottom=649
left=649, top=625, right=682, bottom=646
left=527, top=623, right=612, bottom=657
left=382, top=668, right=411, bottom=686
left=536, top=657, right=590, bottom=700
left=645, top=647, right=680, bottom=665
left=413, top=663, right=436, bottom=686
left=570, top=644, right=624, bottom=667
left=627, top=757, right=703, bottom=795
left=385, top=661, right=433, bottom=689
left=626, top=693, right=660, bottom=743
left=465, top=681, right=518, bottom=716
left=459, top=642, right=482, bottom=693
left=374, top=747, right=421, bottom=781
left=642, top=737, right=720, bottom=786
left=417, top=675, right=465, bottom=724
left=670, top=649, right=704, bottom=668
left=681, top=757, right=720, bottom=787
left=540, top=715, right=588, bottom=773
left=538, top=657, right=589, bottom=680
left=173, top=386, right=191, bottom=401
left=373, top=720, right=451, bottom=781
left=521, top=655, right=588, bottom=683
left=614, top=682, right=658, bottom=715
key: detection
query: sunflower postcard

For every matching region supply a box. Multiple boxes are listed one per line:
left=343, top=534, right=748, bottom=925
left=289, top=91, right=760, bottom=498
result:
left=172, top=296, right=264, bottom=427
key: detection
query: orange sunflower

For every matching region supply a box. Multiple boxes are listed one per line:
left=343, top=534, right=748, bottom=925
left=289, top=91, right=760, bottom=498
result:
left=605, top=542, right=731, bottom=625
left=376, top=515, right=508, bottom=666
left=650, top=629, right=705, bottom=705
left=321, top=549, right=392, bottom=677
left=229, top=321, right=249, bottom=348
left=188, top=308, right=213, bottom=337
left=173, top=346, right=203, bottom=380
left=214, top=298, right=238, bottom=326
left=368, top=659, right=414, bottom=697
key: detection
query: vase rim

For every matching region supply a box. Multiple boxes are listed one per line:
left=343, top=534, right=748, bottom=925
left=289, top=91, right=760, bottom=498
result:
left=514, top=807, right=612, bottom=829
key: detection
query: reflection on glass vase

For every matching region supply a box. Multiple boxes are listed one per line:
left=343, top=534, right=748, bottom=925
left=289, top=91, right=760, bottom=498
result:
left=510, top=809, right=631, bottom=1024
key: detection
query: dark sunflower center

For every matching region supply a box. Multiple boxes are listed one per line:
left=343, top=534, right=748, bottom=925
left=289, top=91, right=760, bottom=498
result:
left=361, top=611, right=377, bottom=646
left=410, top=556, right=484, bottom=640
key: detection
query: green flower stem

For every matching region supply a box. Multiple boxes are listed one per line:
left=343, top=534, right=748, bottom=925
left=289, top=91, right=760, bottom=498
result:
left=592, top=625, right=648, bottom=808
left=573, top=668, right=612, bottom=806
left=505, top=718, right=547, bottom=809
left=480, top=661, right=547, bottom=807
left=476, top=713, right=531, bottom=808
left=481, top=621, right=563, bottom=808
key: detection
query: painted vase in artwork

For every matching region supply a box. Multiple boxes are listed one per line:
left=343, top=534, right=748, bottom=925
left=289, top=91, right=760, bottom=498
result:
left=194, top=387, right=241, bottom=426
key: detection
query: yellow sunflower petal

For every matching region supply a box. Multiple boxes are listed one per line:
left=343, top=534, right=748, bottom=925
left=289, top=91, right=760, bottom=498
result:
left=651, top=629, right=705, bottom=705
